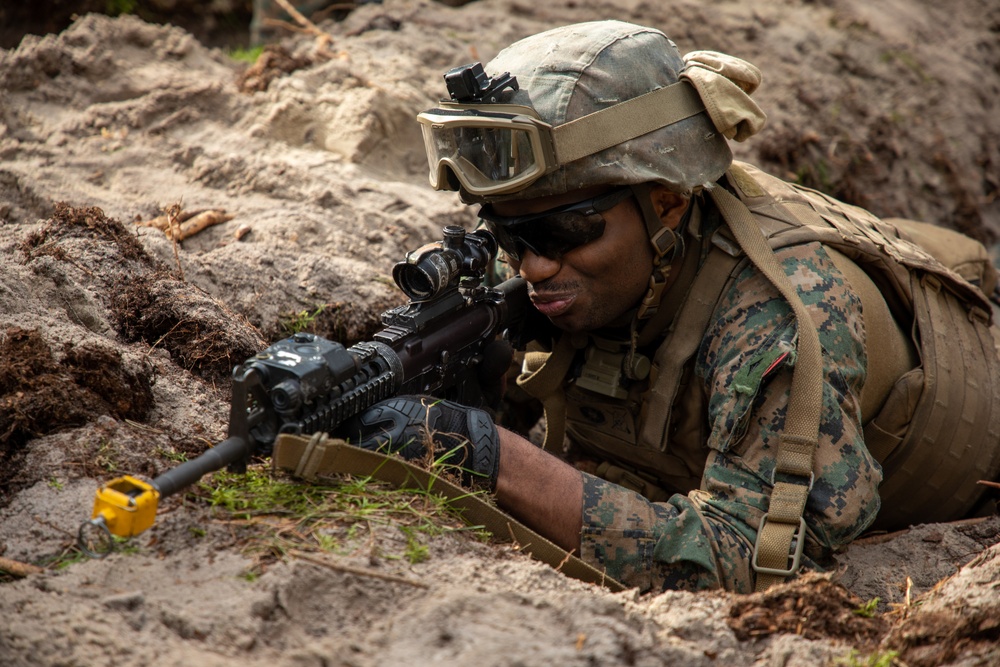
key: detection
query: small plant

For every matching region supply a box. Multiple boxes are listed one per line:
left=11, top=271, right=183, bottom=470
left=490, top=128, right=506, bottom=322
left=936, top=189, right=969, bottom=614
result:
left=838, top=649, right=899, bottom=667
left=880, top=50, right=931, bottom=83
left=114, top=536, right=140, bottom=555
left=229, top=46, right=265, bottom=64
left=95, top=437, right=117, bottom=472
left=49, top=549, right=89, bottom=570
left=853, top=597, right=881, bottom=618
left=48, top=477, right=64, bottom=491
left=189, top=526, right=207, bottom=538
left=105, top=0, right=137, bottom=16
left=194, top=464, right=478, bottom=566
left=157, top=447, right=189, bottom=463
left=400, top=526, right=430, bottom=565
left=203, top=467, right=330, bottom=519
left=280, top=305, right=326, bottom=335
left=314, top=531, right=337, bottom=552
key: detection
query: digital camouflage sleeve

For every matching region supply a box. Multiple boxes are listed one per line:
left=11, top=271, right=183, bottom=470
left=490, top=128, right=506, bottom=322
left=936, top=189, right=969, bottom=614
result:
left=579, top=242, right=883, bottom=593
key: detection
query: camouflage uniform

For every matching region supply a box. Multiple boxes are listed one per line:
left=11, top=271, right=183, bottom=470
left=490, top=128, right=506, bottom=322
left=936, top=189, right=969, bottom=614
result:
left=469, top=21, right=881, bottom=593
left=575, top=225, right=880, bottom=593
left=422, top=21, right=1000, bottom=593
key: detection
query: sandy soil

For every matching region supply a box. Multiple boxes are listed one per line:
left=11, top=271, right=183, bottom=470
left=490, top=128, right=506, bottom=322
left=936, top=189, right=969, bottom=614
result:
left=1, top=1, right=999, bottom=665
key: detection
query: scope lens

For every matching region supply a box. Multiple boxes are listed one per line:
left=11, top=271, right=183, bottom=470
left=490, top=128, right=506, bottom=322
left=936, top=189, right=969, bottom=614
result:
left=393, top=263, right=441, bottom=300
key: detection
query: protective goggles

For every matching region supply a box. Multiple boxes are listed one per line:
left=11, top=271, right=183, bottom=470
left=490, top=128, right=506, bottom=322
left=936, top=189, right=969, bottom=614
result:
left=416, top=81, right=706, bottom=197
left=477, top=187, right=633, bottom=261
left=417, top=104, right=557, bottom=197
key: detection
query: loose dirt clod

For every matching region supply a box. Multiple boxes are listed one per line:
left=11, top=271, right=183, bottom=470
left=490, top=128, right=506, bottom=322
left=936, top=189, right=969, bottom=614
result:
left=728, top=573, right=889, bottom=647
left=21, top=202, right=154, bottom=267
left=0, top=327, right=155, bottom=497
left=236, top=44, right=313, bottom=93
left=883, top=544, right=1000, bottom=667
left=110, top=272, right=265, bottom=382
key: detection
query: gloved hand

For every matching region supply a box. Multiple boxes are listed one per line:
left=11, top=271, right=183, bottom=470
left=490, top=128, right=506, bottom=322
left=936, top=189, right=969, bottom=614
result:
left=339, top=396, right=501, bottom=490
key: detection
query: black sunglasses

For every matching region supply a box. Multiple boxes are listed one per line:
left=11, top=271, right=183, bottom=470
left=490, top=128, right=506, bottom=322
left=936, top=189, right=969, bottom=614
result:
left=478, top=187, right=633, bottom=261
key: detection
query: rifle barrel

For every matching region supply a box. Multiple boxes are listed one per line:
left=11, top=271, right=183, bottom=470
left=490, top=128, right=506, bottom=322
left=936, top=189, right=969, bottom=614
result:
left=151, top=436, right=249, bottom=498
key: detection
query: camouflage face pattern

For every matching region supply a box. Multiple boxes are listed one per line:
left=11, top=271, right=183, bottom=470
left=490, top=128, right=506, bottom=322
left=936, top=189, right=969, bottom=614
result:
left=579, top=241, right=881, bottom=593
left=465, top=21, right=733, bottom=204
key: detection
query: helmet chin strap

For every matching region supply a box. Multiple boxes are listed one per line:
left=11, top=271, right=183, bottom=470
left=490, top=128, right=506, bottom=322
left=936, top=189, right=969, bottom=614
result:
left=629, top=183, right=688, bottom=320
left=610, top=184, right=691, bottom=382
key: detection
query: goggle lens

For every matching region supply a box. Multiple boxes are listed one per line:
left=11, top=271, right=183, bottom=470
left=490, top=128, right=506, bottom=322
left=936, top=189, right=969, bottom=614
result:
left=420, top=117, right=541, bottom=191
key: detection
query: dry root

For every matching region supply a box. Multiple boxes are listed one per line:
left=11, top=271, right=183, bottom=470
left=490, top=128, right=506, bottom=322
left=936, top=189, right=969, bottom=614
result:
left=136, top=208, right=234, bottom=241
left=0, top=556, right=44, bottom=577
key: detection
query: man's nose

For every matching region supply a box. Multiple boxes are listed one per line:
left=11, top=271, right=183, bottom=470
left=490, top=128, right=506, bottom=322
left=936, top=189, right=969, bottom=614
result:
left=516, top=249, right=562, bottom=284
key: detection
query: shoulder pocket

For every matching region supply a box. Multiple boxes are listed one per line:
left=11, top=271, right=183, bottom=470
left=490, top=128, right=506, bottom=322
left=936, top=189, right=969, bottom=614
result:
left=705, top=314, right=796, bottom=453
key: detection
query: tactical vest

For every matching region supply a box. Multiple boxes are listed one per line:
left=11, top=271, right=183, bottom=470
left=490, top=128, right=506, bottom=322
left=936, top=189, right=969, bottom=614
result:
left=549, top=162, right=1000, bottom=531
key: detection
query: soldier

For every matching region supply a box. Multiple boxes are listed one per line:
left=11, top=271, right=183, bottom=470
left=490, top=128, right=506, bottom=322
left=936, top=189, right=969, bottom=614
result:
left=343, top=20, right=1000, bottom=593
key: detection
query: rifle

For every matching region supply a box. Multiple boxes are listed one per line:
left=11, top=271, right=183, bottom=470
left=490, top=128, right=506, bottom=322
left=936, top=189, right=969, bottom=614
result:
left=77, top=225, right=530, bottom=556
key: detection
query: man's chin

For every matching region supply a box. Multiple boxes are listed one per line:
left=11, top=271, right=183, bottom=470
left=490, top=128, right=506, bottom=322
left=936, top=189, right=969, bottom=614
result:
left=545, top=310, right=589, bottom=334
left=547, top=307, right=635, bottom=335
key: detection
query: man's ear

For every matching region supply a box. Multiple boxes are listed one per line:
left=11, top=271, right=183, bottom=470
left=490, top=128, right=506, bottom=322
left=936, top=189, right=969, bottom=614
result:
left=648, top=185, right=690, bottom=230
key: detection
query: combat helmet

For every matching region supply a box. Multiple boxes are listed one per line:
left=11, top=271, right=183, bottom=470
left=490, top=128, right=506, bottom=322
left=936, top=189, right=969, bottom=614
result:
left=417, top=20, right=737, bottom=204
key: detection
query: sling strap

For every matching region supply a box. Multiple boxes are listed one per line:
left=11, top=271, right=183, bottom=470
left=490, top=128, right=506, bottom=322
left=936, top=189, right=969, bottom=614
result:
left=709, top=185, right=824, bottom=592
left=272, top=432, right=625, bottom=592
left=515, top=335, right=580, bottom=453
left=638, top=236, right=745, bottom=452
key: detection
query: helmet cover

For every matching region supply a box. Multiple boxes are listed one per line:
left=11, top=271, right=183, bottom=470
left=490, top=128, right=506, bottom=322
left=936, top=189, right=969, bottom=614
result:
left=466, top=20, right=734, bottom=203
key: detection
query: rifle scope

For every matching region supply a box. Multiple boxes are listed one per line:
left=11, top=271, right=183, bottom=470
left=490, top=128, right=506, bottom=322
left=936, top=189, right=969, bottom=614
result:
left=392, top=226, right=497, bottom=301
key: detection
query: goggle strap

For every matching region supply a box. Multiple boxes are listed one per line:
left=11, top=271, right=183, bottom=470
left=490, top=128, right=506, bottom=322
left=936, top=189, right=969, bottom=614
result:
left=551, top=81, right=705, bottom=165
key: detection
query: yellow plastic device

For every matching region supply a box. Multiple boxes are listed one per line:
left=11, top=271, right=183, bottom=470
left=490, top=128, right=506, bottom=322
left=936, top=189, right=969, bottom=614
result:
left=90, top=475, right=160, bottom=538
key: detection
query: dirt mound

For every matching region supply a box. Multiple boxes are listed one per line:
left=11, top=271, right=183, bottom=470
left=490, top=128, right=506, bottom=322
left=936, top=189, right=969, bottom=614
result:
left=0, top=327, right=155, bottom=499
left=109, top=272, right=265, bottom=381
left=1, top=2, right=999, bottom=666
left=728, top=573, right=888, bottom=646
left=885, top=542, right=1000, bottom=666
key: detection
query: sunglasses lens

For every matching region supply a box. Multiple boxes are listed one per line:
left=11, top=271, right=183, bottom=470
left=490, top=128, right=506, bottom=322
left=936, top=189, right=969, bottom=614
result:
left=485, top=212, right=606, bottom=260
left=527, top=213, right=606, bottom=258
left=480, top=187, right=629, bottom=260
left=486, top=223, right=525, bottom=260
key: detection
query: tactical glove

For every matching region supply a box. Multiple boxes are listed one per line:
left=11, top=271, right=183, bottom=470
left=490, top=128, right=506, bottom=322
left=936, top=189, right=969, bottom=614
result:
left=340, top=396, right=501, bottom=490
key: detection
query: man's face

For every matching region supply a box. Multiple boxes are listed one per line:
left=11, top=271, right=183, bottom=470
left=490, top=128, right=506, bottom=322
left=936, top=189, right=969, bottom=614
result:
left=490, top=186, right=655, bottom=333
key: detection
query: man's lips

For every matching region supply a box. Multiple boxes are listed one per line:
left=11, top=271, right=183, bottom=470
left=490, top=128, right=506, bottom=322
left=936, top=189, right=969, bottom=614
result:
left=530, top=292, right=576, bottom=318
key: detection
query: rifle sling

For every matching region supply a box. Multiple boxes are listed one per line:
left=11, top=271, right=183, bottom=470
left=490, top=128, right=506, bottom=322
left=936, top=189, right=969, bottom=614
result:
left=272, top=432, right=625, bottom=592
left=709, top=184, right=823, bottom=592
left=515, top=335, right=579, bottom=453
